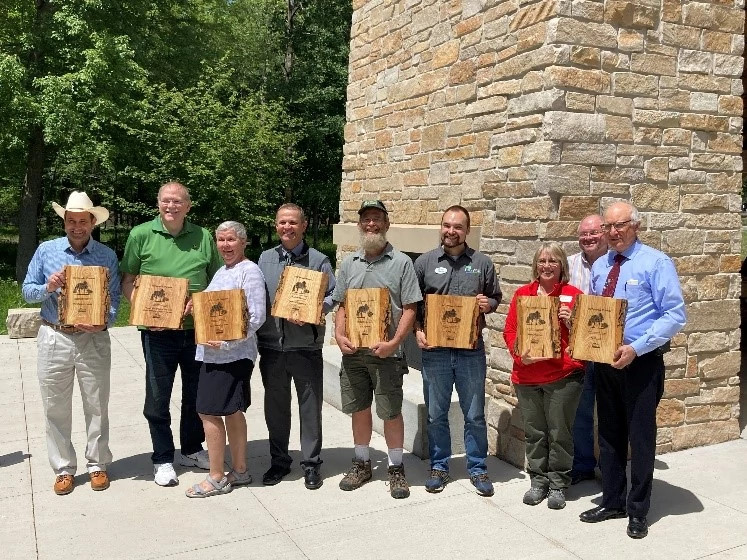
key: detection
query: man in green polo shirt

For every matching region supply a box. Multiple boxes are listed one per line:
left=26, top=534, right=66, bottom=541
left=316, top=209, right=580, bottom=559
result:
left=121, top=182, right=222, bottom=487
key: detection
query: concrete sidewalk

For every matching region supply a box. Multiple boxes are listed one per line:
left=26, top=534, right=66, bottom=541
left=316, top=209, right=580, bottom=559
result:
left=2, top=326, right=746, bottom=560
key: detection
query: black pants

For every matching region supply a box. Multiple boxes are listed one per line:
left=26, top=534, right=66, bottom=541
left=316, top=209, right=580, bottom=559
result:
left=259, top=348, right=323, bottom=468
left=596, top=351, right=664, bottom=518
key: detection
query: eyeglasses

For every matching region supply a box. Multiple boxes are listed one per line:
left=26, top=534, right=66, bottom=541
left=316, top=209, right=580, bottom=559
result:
left=537, top=258, right=560, bottom=267
left=159, top=198, right=186, bottom=207
left=578, top=230, right=603, bottom=239
left=601, top=220, right=632, bottom=232
left=360, top=217, right=385, bottom=224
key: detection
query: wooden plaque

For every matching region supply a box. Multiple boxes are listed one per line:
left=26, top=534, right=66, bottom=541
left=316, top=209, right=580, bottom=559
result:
left=58, top=265, right=110, bottom=326
left=424, top=294, right=480, bottom=349
left=129, top=275, right=189, bottom=329
left=570, top=294, right=628, bottom=364
left=271, top=267, right=328, bottom=325
left=516, top=296, right=561, bottom=359
left=345, top=288, right=390, bottom=348
left=193, top=289, right=248, bottom=344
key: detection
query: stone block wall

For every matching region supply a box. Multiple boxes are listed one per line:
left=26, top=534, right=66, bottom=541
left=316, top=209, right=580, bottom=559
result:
left=339, top=0, right=744, bottom=465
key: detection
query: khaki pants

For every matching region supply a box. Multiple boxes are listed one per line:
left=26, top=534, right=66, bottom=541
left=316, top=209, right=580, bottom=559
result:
left=36, top=325, right=112, bottom=475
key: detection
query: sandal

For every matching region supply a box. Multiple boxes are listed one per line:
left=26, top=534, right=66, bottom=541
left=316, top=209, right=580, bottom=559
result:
left=227, top=469, right=252, bottom=487
left=185, top=475, right=232, bottom=498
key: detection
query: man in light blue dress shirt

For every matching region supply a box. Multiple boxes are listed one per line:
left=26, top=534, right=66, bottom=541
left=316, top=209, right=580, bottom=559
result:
left=579, top=202, right=686, bottom=539
left=22, top=192, right=120, bottom=496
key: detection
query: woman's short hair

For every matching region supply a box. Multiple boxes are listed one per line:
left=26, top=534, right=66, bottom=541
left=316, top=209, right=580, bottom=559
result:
left=216, top=220, right=247, bottom=241
left=531, top=241, right=570, bottom=284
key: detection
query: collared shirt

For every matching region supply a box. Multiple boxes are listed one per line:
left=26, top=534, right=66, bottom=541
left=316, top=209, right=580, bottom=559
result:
left=332, top=243, right=422, bottom=357
left=22, top=236, right=121, bottom=327
left=590, top=239, right=686, bottom=356
left=195, top=259, right=266, bottom=364
left=568, top=251, right=592, bottom=294
left=120, top=216, right=222, bottom=329
left=413, top=244, right=501, bottom=333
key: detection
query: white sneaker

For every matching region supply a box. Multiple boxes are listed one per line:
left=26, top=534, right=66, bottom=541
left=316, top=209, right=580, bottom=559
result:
left=154, top=463, right=178, bottom=486
left=178, top=449, right=210, bottom=470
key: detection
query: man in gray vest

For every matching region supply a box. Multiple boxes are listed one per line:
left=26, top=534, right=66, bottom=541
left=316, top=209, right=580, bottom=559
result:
left=257, top=203, right=336, bottom=490
left=414, top=205, right=501, bottom=496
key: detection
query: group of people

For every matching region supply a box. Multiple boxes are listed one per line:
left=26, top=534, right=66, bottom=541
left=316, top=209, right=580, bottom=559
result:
left=22, top=185, right=685, bottom=540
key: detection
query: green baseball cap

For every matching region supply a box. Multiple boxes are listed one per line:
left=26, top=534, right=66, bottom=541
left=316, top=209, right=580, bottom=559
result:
left=358, top=200, right=388, bottom=215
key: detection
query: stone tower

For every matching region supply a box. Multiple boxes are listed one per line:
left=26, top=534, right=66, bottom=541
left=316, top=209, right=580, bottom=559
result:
left=335, top=0, right=744, bottom=465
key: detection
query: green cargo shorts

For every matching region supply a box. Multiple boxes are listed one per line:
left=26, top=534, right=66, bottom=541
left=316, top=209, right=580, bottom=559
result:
left=340, top=350, right=406, bottom=420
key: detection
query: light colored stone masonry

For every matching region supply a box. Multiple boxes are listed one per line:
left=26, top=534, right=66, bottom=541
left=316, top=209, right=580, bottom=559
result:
left=337, top=0, right=744, bottom=466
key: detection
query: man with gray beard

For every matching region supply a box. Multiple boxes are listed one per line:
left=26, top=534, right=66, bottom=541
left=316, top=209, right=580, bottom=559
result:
left=333, top=200, right=422, bottom=499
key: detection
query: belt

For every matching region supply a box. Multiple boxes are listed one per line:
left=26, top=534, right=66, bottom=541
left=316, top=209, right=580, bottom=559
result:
left=42, top=319, right=83, bottom=334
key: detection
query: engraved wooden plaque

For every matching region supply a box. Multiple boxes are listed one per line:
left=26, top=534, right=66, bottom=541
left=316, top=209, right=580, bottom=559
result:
left=570, top=294, right=628, bottom=364
left=516, top=296, right=561, bottom=359
left=424, top=294, right=479, bottom=349
left=58, top=265, right=110, bottom=326
left=193, top=289, right=248, bottom=344
left=271, top=267, right=328, bottom=325
left=129, top=275, right=189, bottom=329
left=345, top=288, right=390, bottom=348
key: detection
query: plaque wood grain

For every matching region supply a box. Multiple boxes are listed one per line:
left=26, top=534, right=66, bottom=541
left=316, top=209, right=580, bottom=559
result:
left=59, top=265, right=110, bottom=326
left=345, top=288, right=390, bottom=348
left=271, top=267, right=328, bottom=325
left=424, top=294, right=479, bottom=349
left=129, top=275, right=189, bottom=329
left=570, top=294, right=628, bottom=364
left=193, top=289, right=248, bottom=344
left=516, top=296, right=561, bottom=359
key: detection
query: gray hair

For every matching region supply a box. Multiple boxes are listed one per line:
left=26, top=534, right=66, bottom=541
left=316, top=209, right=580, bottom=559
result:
left=216, top=220, right=247, bottom=241
left=605, top=200, right=640, bottom=224
left=158, top=182, right=191, bottom=203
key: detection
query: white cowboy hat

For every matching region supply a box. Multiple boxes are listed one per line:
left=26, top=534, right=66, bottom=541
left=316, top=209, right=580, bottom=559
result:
left=52, top=191, right=109, bottom=226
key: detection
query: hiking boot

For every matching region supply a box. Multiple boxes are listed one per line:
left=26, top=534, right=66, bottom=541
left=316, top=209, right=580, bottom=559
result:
left=547, top=488, right=566, bottom=510
left=424, top=469, right=450, bottom=493
left=523, top=486, right=548, bottom=506
left=470, top=473, right=494, bottom=497
left=339, top=459, right=372, bottom=491
left=387, top=464, right=410, bottom=499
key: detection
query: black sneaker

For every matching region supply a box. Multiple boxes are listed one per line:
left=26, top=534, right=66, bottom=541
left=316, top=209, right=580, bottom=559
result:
left=424, top=469, right=450, bottom=493
left=470, top=473, right=494, bottom=497
left=339, top=459, right=372, bottom=491
left=262, top=464, right=291, bottom=486
left=387, top=464, right=410, bottom=499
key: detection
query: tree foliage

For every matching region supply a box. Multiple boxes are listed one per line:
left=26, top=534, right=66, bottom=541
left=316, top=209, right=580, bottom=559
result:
left=0, top=0, right=351, bottom=279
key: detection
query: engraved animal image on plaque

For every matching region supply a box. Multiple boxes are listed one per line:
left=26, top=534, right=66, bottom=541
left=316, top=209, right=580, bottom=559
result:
left=570, top=294, right=628, bottom=364
left=129, top=275, right=190, bottom=329
left=58, top=265, right=110, bottom=326
left=516, top=296, right=561, bottom=359
left=193, top=289, right=248, bottom=344
left=425, top=294, right=480, bottom=349
left=272, top=267, right=328, bottom=325
left=345, top=288, right=390, bottom=348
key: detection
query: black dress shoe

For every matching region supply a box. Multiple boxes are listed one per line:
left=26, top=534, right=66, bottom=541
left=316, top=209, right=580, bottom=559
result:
left=627, top=516, right=648, bottom=539
left=262, top=464, right=291, bottom=486
left=304, top=466, right=323, bottom=490
left=579, top=506, right=627, bottom=523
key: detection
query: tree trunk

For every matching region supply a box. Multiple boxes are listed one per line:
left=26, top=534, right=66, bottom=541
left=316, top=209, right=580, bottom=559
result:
left=16, top=126, right=45, bottom=282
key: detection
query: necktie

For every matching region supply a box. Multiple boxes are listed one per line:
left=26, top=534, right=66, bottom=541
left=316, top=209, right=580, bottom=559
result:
left=602, top=254, right=625, bottom=297
left=284, top=251, right=293, bottom=266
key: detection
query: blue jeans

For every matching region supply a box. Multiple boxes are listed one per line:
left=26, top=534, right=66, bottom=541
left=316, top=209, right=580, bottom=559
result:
left=421, top=344, right=488, bottom=475
left=141, top=330, right=204, bottom=464
left=572, top=363, right=596, bottom=474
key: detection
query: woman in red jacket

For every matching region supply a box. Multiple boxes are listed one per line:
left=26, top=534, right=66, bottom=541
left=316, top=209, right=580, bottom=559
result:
left=504, top=241, right=584, bottom=510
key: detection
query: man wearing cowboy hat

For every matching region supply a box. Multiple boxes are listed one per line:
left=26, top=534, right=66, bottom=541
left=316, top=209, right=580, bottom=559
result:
left=22, top=191, right=121, bottom=495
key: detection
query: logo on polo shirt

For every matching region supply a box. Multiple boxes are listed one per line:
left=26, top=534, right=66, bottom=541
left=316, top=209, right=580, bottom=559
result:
left=464, top=265, right=480, bottom=274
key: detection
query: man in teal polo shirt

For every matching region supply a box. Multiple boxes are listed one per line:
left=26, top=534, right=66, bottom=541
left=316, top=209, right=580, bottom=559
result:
left=121, top=182, right=222, bottom=487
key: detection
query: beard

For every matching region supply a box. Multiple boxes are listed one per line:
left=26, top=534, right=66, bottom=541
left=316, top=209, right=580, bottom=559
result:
left=360, top=231, right=387, bottom=253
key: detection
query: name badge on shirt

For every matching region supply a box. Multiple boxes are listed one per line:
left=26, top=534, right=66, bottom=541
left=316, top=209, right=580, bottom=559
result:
left=434, top=267, right=447, bottom=274
left=626, top=279, right=639, bottom=286
left=559, top=295, right=572, bottom=303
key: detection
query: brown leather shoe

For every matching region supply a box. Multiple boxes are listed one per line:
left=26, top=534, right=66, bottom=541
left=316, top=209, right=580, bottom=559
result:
left=54, top=474, right=75, bottom=495
left=89, top=470, right=110, bottom=491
